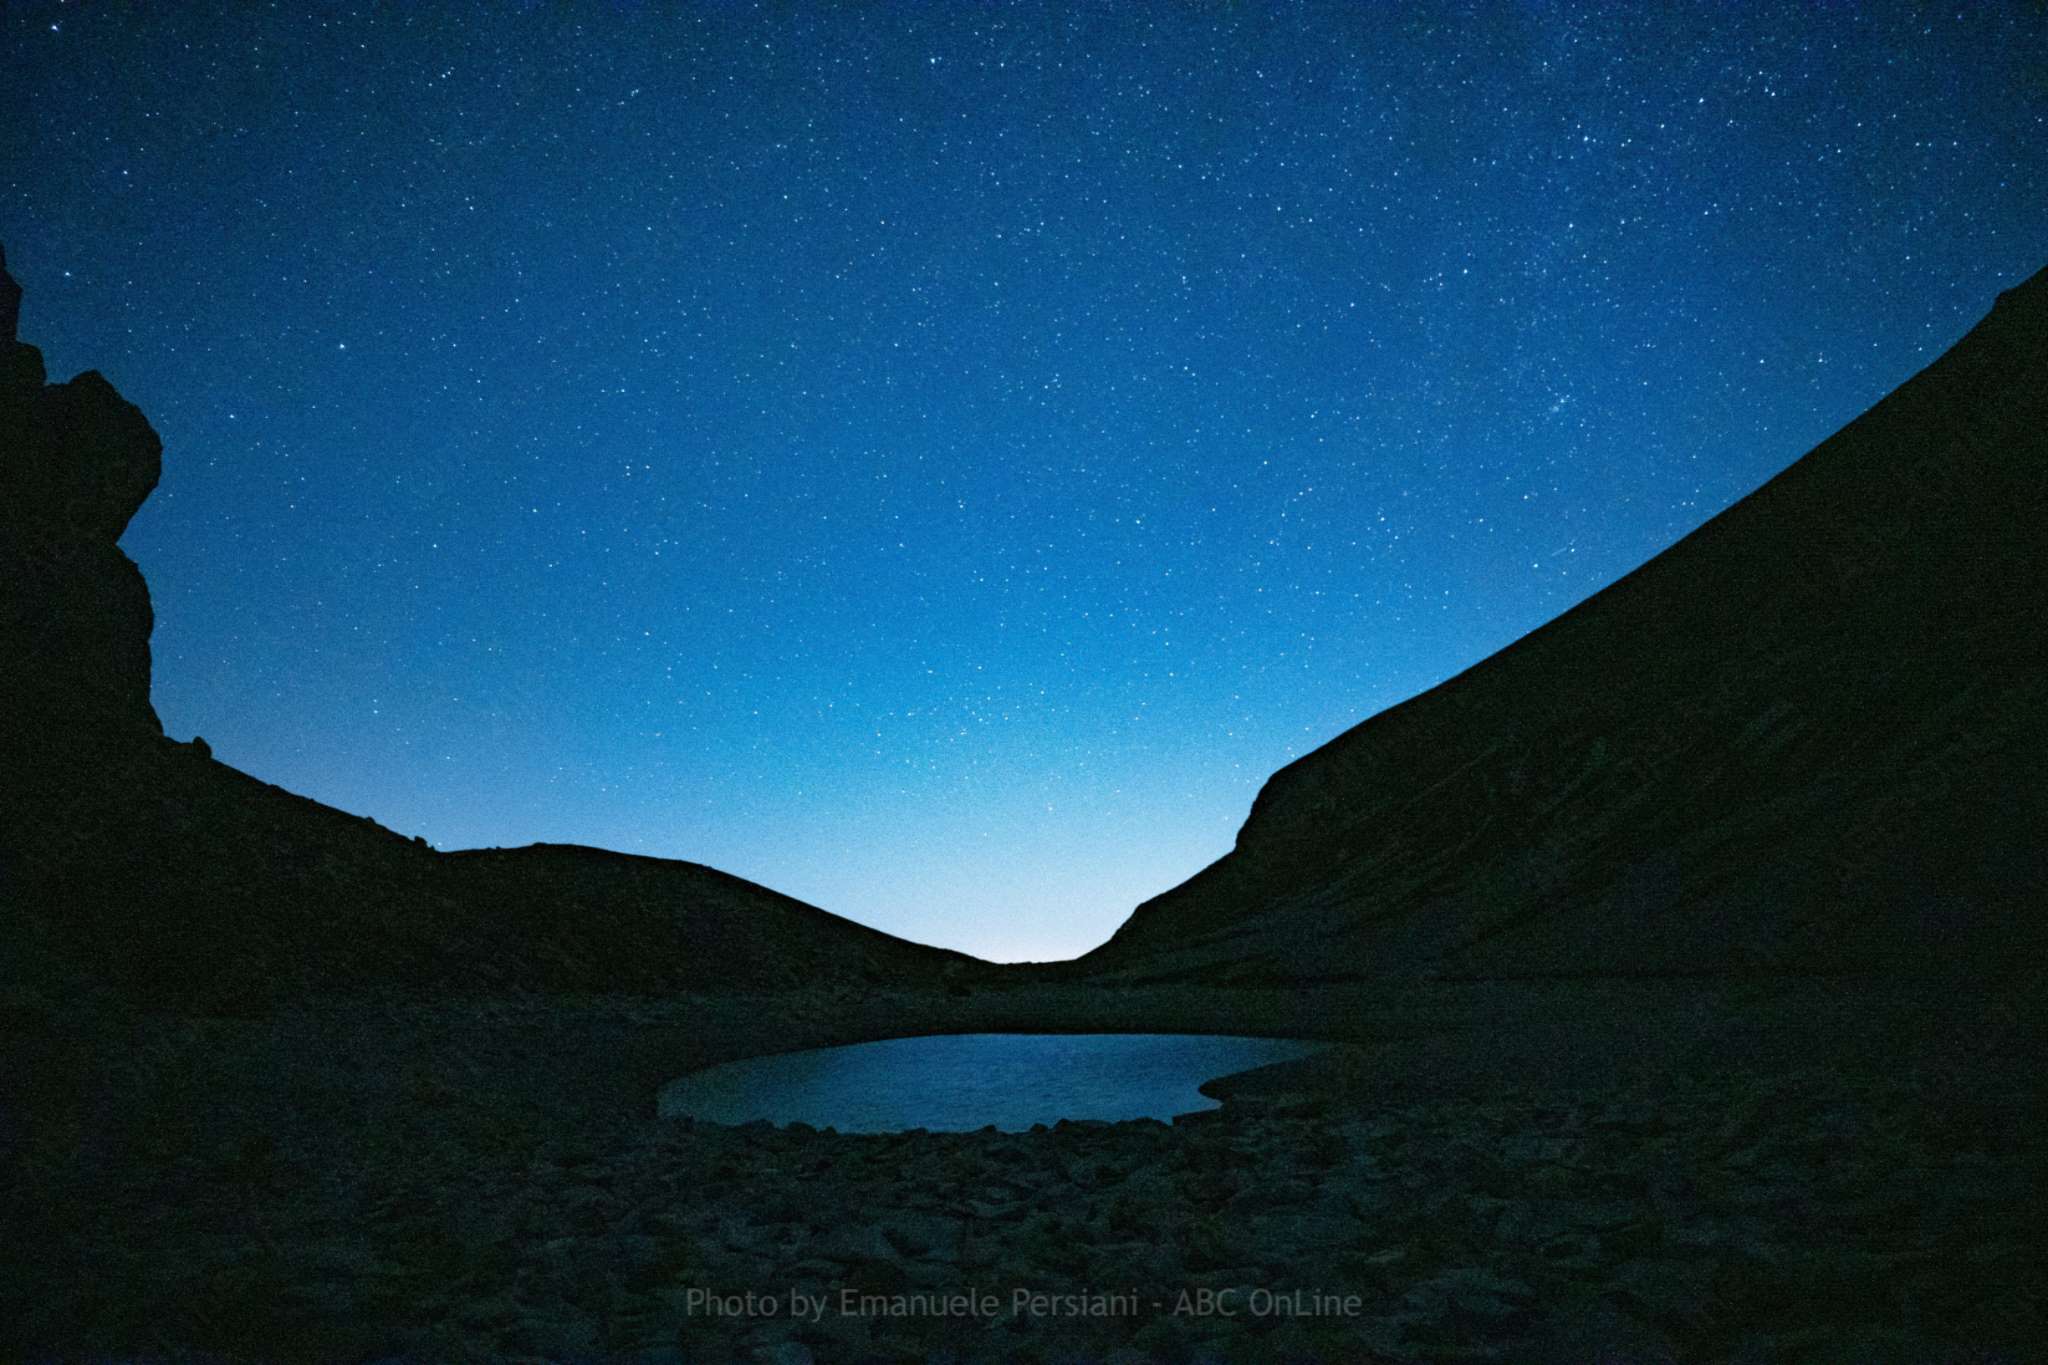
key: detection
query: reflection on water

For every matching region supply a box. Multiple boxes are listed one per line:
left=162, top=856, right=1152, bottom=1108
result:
left=656, top=1032, right=1322, bottom=1133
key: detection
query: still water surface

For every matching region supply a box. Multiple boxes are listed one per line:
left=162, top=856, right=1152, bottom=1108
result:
left=657, top=1032, right=1322, bottom=1133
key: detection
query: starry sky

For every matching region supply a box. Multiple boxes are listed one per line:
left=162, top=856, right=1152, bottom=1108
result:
left=5, top=3, right=2044, bottom=962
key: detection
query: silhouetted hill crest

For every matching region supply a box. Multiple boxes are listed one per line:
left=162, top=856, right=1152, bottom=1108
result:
left=1079, top=261, right=2048, bottom=986
left=0, top=244, right=981, bottom=1013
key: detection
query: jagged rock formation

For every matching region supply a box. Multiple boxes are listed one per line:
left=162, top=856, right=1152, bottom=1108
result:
left=0, top=246, right=981, bottom=1013
left=0, top=244, right=163, bottom=740
left=1078, top=265, right=2048, bottom=986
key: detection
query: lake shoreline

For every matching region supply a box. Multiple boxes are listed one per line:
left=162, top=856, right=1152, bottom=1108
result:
left=655, top=1032, right=1327, bottom=1131
left=8, top=973, right=2039, bottom=1360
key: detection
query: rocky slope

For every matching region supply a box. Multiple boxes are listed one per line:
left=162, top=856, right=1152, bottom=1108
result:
left=1077, top=265, right=2048, bottom=987
left=0, top=244, right=982, bottom=1015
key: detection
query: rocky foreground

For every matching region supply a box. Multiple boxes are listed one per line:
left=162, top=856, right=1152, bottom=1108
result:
left=7, top=980, right=2039, bottom=1363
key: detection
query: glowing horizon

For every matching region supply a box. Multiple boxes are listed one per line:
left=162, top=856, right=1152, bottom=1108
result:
left=8, top=2, right=2043, bottom=961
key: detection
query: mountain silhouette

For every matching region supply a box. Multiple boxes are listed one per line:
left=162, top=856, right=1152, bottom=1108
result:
left=0, top=245, right=980, bottom=1015
left=7, top=240, right=2043, bottom=1015
left=1076, top=263, right=2047, bottom=987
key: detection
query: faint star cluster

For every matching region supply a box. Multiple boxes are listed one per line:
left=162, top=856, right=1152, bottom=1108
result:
left=4, top=2, right=2043, bottom=960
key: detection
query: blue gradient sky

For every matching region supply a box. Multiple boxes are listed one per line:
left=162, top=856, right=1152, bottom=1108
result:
left=6, top=3, right=2044, bottom=961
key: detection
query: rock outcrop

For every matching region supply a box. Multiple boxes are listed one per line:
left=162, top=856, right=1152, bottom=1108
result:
left=0, top=244, right=982, bottom=1013
left=0, top=244, right=163, bottom=740
left=0, top=245, right=19, bottom=343
left=1078, top=264, right=2048, bottom=986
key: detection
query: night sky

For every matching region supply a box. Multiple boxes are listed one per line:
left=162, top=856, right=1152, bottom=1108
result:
left=6, top=4, right=2044, bottom=962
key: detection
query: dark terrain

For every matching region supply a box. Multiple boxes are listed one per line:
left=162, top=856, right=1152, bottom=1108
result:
left=3, top=244, right=2041, bottom=1362
left=1075, top=262, right=2047, bottom=989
